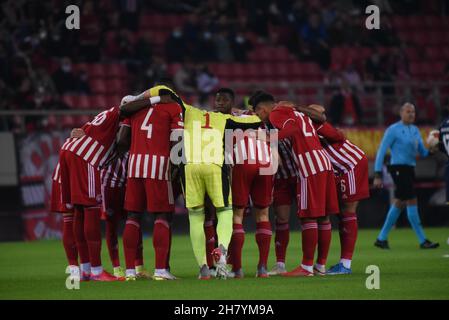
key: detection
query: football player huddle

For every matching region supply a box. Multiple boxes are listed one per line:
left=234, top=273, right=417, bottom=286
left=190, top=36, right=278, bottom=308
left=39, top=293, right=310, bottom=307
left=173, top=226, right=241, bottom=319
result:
left=51, top=80, right=369, bottom=281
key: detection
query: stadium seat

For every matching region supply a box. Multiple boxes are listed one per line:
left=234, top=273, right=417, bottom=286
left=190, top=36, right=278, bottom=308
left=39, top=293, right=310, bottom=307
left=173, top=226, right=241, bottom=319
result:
left=426, top=47, right=443, bottom=60
left=106, top=64, right=127, bottom=79
left=106, top=79, right=125, bottom=95
left=106, top=95, right=122, bottom=107
left=88, top=64, right=106, bottom=78
left=77, top=95, right=92, bottom=109
left=61, top=95, right=77, bottom=108
left=90, top=95, right=107, bottom=108
left=90, top=79, right=107, bottom=94
left=61, top=115, right=75, bottom=129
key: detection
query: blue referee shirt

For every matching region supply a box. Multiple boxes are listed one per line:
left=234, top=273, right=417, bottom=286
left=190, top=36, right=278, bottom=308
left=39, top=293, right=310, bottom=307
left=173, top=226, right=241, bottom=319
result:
left=374, top=121, right=429, bottom=173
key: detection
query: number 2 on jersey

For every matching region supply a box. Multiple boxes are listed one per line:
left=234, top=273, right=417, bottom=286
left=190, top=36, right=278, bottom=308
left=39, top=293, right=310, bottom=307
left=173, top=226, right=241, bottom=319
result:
left=294, top=111, right=315, bottom=137
left=141, top=109, right=154, bottom=139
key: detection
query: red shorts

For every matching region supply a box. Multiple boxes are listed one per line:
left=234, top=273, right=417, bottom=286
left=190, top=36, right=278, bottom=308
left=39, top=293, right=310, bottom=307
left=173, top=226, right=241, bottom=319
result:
left=59, top=151, right=102, bottom=207
left=101, top=185, right=126, bottom=220
left=338, top=157, right=370, bottom=203
left=273, top=176, right=297, bottom=207
left=296, top=171, right=339, bottom=218
left=232, top=164, right=274, bottom=208
left=50, top=179, right=73, bottom=213
left=124, top=178, right=174, bottom=213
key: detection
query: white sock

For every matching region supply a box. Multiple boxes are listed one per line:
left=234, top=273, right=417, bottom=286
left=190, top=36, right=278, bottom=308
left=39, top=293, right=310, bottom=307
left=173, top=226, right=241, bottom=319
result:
left=80, top=263, right=91, bottom=274
left=314, top=263, right=325, bottom=272
left=126, top=269, right=136, bottom=277
left=276, top=262, right=286, bottom=269
left=68, top=265, right=80, bottom=276
left=91, top=266, right=103, bottom=276
left=301, top=264, right=313, bottom=273
left=155, top=268, right=166, bottom=274
left=340, top=259, right=351, bottom=269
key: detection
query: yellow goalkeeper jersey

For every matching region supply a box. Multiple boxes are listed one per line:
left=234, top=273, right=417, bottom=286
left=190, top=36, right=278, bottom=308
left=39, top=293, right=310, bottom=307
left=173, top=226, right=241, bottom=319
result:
left=150, top=85, right=261, bottom=167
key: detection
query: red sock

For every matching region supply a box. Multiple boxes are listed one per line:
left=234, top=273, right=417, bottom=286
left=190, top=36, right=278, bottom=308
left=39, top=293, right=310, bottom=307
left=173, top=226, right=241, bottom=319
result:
left=153, top=219, right=170, bottom=269
left=106, top=215, right=120, bottom=267
left=62, top=214, right=78, bottom=266
left=123, top=217, right=140, bottom=270
left=317, top=221, right=332, bottom=265
left=84, top=207, right=102, bottom=268
left=301, top=222, right=318, bottom=266
left=135, top=228, right=144, bottom=267
left=166, top=226, right=172, bottom=269
left=73, top=207, right=90, bottom=264
left=340, top=212, right=358, bottom=260
left=204, top=220, right=216, bottom=268
left=255, top=221, right=272, bottom=268
left=274, top=222, right=289, bottom=263
left=230, top=224, right=245, bottom=271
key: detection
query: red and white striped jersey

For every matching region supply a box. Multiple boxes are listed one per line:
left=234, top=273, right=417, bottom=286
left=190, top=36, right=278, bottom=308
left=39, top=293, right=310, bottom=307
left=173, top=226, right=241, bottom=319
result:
left=269, top=105, right=333, bottom=178
left=101, top=152, right=129, bottom=189
left=53, top=138, right=76, bottom=182
left=124, top=103, right=183, bottom=180
left=314, top=122, right=367, bottom=173
left=61, top=107, right=121, bottom=169
left=275, top=138, right=299, bottom=180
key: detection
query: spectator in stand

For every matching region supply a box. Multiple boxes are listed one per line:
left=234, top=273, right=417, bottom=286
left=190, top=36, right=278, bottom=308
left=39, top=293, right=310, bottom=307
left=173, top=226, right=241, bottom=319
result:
left=78, top=1, right=101, bottom=62
left=119, top=0, right=141, bottom=32
left=214, top=29, right=234, bottom=62
left=231, top=32, right=253, bottom=62
left=52, top=57, right=81, bottom=94
left=196, top=65, right=219, bottom=108
left=133, top=32, right=153, bottom=65
left=165, top=27, right=188, bottom=63
left=342, top=62, right=363, bottom=93
left=174, top=62, right=197, bottom=98
left=389, top=46, right=410, bottom=80
left=328, top=80, right=362, bottom=126
left=299, top=12, right=331, bottom=70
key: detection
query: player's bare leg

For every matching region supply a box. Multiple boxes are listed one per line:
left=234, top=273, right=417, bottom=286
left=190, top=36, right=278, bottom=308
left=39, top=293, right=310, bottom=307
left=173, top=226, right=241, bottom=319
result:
left=254, top=207, right=272, bottom=278
left=328, top=201, right=358, bottom=275
left=282, top=218, right=317, bottom=277
left=123, top=212, right=142, bottom=281
left=269, top=205, right=290, bottom=275
left=315, top=216, right=332, bottom=276
left=152, top=213, right=177, bottom=280
left=229, top=207, right=245, bottom=278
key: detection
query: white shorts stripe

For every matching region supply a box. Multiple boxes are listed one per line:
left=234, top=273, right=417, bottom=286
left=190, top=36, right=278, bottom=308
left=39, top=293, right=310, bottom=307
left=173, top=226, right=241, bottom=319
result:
left=135, top=154, right=142, bottom=178
left=305, top=152, right=316, bottom=175
left=159, top=156, right=165, bottom=180
left=143, top=155, right=149, bottom=178
left=151, top=155, right=157, bottom=179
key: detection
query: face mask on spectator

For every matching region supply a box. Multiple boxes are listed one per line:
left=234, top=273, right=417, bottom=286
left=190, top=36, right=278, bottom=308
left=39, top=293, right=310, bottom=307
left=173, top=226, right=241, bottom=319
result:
left=62, top=63, right=72, bottom=73
left=173, top=30, right=182, bottom=38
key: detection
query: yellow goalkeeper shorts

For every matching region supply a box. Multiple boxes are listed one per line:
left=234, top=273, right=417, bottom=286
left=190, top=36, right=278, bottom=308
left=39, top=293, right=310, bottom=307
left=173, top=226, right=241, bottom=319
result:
left=183, top=163, right=231, bottom=209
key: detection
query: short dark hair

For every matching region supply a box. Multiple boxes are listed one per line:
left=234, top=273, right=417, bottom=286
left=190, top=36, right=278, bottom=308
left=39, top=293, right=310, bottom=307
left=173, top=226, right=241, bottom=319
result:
left=249, top=91, right=274, bottom=109
left=216, top=87, right=235, bottom=100
left=154, top=77, right=175, bottom=90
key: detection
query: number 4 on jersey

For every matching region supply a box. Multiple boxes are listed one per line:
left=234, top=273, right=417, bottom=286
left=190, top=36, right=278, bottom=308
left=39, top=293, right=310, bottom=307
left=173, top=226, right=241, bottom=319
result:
left=141, top=109, right=154, bottom=139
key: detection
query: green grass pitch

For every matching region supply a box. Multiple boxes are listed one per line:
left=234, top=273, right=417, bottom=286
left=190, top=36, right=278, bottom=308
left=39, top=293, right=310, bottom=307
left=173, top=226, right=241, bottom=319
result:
left=1, top=228, right=448, bottom=300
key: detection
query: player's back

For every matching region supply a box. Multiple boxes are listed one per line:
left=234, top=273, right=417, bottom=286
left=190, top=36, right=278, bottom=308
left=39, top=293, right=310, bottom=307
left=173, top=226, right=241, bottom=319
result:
left=270, top=105, right=332, bottom=178
left=126, top=103, right=182, bottom=179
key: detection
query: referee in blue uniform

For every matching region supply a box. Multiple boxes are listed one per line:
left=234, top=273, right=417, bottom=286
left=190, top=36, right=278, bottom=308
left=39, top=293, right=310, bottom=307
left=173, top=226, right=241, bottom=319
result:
left=438, top=113, right=449, bottom=204
left=373, top=103, right=439, bottom=249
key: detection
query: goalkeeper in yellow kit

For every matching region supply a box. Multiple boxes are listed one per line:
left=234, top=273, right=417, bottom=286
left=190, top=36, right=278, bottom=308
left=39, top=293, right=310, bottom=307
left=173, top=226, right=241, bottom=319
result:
left=133, top=83, right=262, bottom=279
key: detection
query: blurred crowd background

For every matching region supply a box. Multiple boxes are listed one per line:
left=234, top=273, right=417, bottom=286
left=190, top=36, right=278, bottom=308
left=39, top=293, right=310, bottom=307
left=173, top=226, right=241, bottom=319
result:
left=1, top=0, right=449, bottom=131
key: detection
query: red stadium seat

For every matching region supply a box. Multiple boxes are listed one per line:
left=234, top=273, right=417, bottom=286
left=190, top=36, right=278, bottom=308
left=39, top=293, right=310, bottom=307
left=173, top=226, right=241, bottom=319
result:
left=392, top=16, right=407, bottom=31
left=106, top=64, right=127, bottom=78
left=90, top=79, right=107, bottom=94
left=426, top=47, right=443, bottom=60
left=61, top=95, right=77, bottom=108
left=61, top=115, right=75, bottom=129
left=106, top=95, right=122, bottom=107
left=106, top=79, right=125, bottom=95
left=404, top=46, right=420, bottom=61
left=90, top=95, right=107, bottom=108
left=272, top=62, right=289, bottom=79
left=88, top=64, right=106, bottom=78
left=77, top=95, right=92, bottom=109
left=405, top=16, right=422, bottom=29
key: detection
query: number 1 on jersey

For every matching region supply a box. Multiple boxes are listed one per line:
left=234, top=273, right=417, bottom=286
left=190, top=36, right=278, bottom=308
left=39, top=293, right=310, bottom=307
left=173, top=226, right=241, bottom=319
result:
left=141, top=109, right=154, bottom=139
